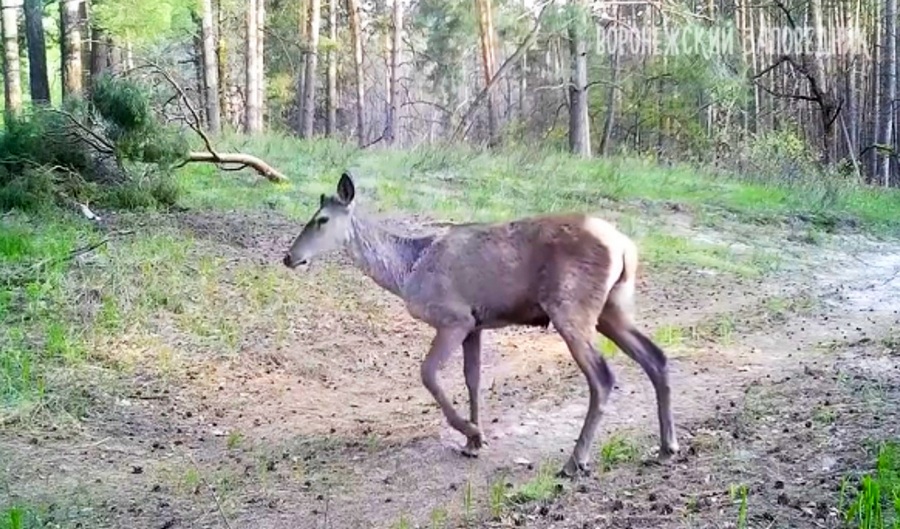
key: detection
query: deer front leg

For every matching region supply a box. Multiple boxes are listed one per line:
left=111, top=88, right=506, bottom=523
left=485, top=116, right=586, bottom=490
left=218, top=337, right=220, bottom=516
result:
left=462, top=330, right=485, bottom=457
left=421, top=327, right=482, bottom=446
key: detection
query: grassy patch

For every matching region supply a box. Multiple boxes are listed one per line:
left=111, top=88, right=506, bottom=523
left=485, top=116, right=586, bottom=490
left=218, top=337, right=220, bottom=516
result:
left=841, top=441, right=900, bottom=529
left=0, top=213, right=89, bottom=409
left=506, top=464, right=563, bottom=505
left=177, top=134, right=900, bottom=235
left=1, top=505, right=34, bottom=529
left=598, top=432, right=640, bottom=472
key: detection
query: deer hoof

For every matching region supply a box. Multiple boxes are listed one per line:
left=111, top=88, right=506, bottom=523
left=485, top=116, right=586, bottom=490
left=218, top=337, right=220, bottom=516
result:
left=657, top=443, right=680, bottom=463
left=557, top=458, right=590, bottom=479
left=461, top=432, right=486, bottom=457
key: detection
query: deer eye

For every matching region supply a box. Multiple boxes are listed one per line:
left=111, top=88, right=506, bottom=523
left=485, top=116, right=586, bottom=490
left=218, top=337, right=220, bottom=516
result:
left=317, top=217, right=329, bottom=226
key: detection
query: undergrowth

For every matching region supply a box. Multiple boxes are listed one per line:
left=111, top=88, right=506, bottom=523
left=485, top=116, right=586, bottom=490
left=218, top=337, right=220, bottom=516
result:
left=178, top=132, right=900, bottom=236
left=842, top=441, right=900, bottom=529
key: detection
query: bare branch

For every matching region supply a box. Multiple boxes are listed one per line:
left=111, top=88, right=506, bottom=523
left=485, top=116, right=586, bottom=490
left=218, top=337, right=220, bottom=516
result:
left=451, top=2, right=552, bottom=142
left=48, top=109, right=116, bottom=154
left=184, top=152, right=288, bottom=183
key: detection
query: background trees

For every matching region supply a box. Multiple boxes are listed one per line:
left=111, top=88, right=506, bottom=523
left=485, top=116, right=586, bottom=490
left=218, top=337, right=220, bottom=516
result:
left=1, top=0, right=898, bottom=186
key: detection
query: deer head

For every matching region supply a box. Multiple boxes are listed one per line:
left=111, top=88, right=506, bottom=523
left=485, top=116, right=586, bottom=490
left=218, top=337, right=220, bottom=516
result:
left=283, top=172, right=356, bottom=269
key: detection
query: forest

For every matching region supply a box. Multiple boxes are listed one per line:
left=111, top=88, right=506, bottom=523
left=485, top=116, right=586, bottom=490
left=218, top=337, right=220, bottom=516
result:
left=2, top=0, right=900, bottom=528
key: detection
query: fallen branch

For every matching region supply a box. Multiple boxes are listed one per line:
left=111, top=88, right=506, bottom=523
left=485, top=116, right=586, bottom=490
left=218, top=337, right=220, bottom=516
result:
left=183, top=152, right=289, bottom=183
left=137, top=61, right=289, bottom=183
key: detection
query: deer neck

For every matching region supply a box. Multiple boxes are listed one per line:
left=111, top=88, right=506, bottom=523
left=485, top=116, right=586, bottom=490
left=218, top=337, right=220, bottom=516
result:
left=344, top=214, right=433, bottom=297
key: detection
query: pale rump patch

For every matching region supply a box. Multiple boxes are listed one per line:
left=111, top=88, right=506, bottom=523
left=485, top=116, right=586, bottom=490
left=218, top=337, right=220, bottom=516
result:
left=582, top=216, right=637, bottom=321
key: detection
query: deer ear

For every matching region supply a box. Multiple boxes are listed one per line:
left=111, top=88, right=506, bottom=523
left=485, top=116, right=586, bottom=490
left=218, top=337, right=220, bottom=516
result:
left=336, top=172, right=355, bottom=204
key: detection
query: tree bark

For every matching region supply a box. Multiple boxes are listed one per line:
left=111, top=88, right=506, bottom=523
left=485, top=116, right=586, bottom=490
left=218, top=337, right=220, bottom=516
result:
left=185, top=152, right=288, bottom=182
left=256, top=0, right=265, bottom=130
left=877, top=0, right=896, bottom=186
left=300, top=0, right=320, bottom=138
left=216, top=0, right=228, bottom=125
left=567, top=0, right=590, bottom=157
left=60, top=0, right=83, bottom=100
left=23, top=0, right=49, bottom=105
left=476, top=0, right=499, bottom=146
left=384, top=0, right=402, bottom=144
left=200, top=0, right=221, bottom=133
left=2, top=0, right=23, bottom=117
left=89, top=24, right=110, bottom=84
left=244, top=0, right=261, bottom=133
left=599, top=15, right=620, bottom=156
left=325, top=0, right=337, bottom=136
left=347, top=0, right=365, bottom=146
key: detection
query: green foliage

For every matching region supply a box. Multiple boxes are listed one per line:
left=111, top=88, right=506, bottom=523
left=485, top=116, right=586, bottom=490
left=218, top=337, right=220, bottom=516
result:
left=92, top=74, right=153, bottom=132
left=0, top=76, right=186, bottom=212
left=177, top=134, right=900, bottom=236
left=842, top=441, right=900, bottom=529
left=0, top=214, right=84, bottom=407
left=0, top=107, right=93, bottom=175
left=744, top=128, right=821, bottom=185
left=91, top=0, right=198, bottom=45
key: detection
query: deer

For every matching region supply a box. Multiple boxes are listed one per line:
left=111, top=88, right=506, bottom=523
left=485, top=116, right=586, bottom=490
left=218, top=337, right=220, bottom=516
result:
left=282, top=172, right=679, bottom=477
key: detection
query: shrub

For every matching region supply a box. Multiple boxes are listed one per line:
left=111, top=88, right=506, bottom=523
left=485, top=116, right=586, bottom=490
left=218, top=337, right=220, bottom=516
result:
left=0, top=75, right=188, bottom=212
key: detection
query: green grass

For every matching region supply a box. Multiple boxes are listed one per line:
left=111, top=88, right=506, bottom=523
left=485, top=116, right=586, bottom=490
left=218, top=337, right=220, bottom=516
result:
left=177, top=132, right=900, bottom=235
left=0, top=213, right=87, bottom=408
left=505, top=464, right=563, bottom=505
left=0, top=504, right=46, bottom=529
left=598, top=433, right=640, bottom=472
left=842, top=441, right=900, bottom=529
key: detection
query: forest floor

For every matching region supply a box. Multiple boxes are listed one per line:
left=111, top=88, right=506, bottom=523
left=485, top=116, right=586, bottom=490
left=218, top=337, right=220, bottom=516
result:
left=2, top=142, right=900, bottom=529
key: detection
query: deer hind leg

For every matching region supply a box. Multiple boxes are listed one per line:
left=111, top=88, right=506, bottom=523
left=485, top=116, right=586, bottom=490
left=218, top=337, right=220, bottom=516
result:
left=461, top=330, right=486, bottom=457
left=596, top=304, right=679, bottom=460
left=548, top=307, right=614, bottom=478
left=421, top=326, right=482, bottom=447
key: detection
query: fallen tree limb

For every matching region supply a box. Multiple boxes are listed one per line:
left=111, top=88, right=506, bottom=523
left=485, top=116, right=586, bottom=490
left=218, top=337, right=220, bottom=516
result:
left=133, top=61, right=290, bottom=184
left=183, top=152, right=289, bottom=183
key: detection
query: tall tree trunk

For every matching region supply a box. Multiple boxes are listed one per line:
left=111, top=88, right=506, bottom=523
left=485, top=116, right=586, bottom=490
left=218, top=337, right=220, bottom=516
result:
left=256, top=0, right=265, bottom=130
left=300, top=0, right=320, bottom=138
left=347, top=0, right=365, bottom=146
left=200, top=0, right=220, bottom=133
left=2, top=0, right=22, bottom=117
left=23, top=0, right=49, bottom=105
left=877, top=0, right=896, bottom=186
left=868, top=10, right=880, bottom=182
left=475, top=0, right=499, bottom=146
left=567, top=0, right=590, bottom=157
left=244, top=0, right=261, bottom=133
left=599, top=12, right=620, bottom=156
left=60, top=0, right=83, bottom=100
left=89, top=25, right=110, bottom=84
left=192, top=28, right=206, bottom=127
left=294, top=0, right=309, bottom=131
left=384, top=0, right=401, bottom=144
left=325, top=0, right=337, bottom=136
left=216, top=0, right=228, bottom=125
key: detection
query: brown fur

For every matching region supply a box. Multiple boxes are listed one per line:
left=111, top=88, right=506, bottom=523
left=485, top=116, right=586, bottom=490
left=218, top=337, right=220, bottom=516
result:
left=283, top=174, right=678, bottom=477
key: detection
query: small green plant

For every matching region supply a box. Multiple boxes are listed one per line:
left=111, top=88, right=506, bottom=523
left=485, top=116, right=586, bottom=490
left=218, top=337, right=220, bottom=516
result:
left=842, top=441, right=900, bottom=529
left=507, top=464, right=563, bottom=504
left=653, top=324, right=684, bottom=349
left=429, top=507, right=448, bottom=529
left=489, top=476, right=508, bottom=520
left=598, top=433, right=639, bottom=472
left=226, top=431, right=244, bottom=450
left=462, top=478, right=474, bottom=527
left=392, top=513, right=411, bottom=529
left=729, top=484, right=749, bottom=529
